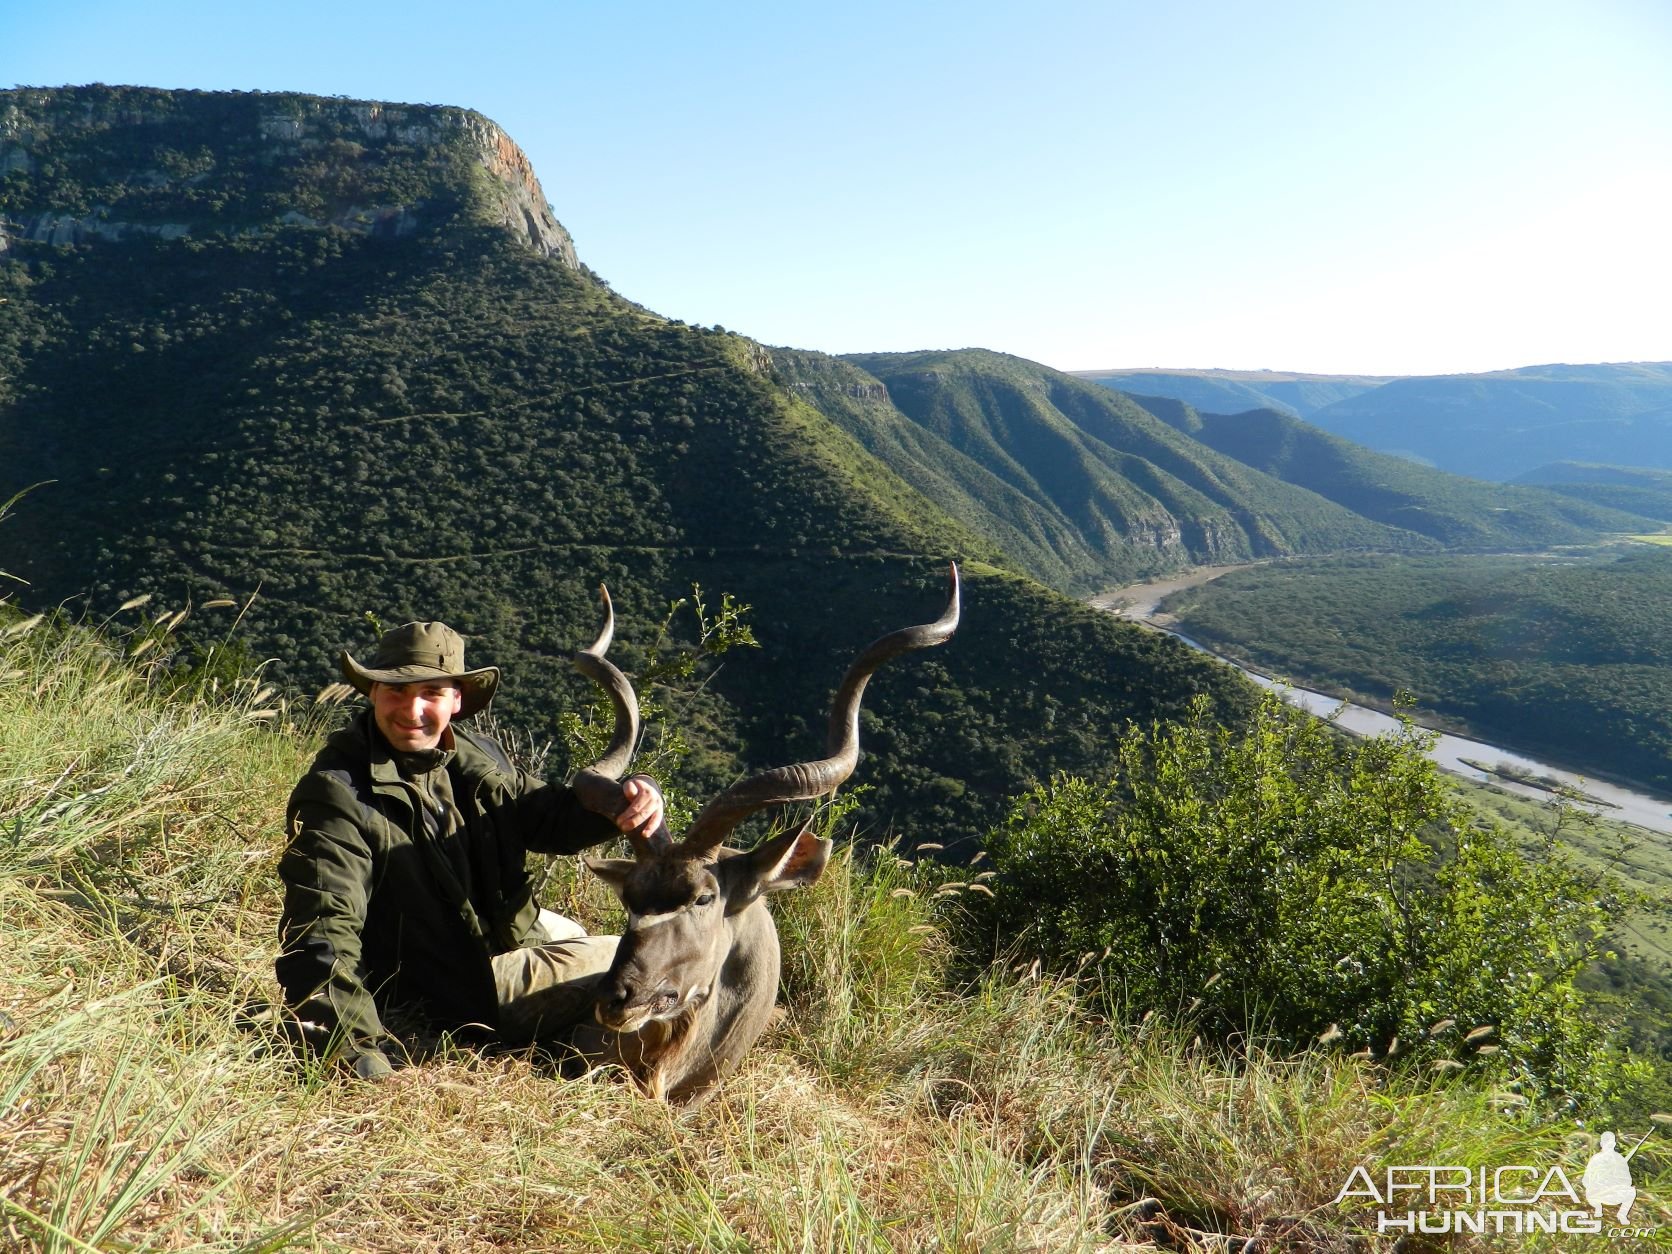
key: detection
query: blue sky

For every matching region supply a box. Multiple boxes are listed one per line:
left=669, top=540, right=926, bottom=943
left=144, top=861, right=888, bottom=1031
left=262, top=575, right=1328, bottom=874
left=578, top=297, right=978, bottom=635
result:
left=8, top=0, right=1670, bottom=375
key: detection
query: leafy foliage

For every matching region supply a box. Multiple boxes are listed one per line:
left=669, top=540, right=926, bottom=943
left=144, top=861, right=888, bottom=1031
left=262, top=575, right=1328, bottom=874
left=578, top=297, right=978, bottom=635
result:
left=986, top=691, right=1639, bottom=1109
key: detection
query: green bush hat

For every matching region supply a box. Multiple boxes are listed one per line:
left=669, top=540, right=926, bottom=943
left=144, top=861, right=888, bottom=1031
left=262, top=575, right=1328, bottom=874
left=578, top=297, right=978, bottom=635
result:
left=340, top=621, right=500, bottom=716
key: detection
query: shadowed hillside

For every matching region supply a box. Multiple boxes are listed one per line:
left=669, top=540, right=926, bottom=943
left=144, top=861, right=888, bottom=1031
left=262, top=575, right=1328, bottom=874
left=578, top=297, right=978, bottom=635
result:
left=1513, top=462, right=1672, bottom=522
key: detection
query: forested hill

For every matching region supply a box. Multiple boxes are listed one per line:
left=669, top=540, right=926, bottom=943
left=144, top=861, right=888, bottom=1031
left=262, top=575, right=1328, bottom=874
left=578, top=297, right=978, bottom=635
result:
left=0, top=85, right=1251, bottom=840
left=783, top=347, right=1427, bottom=593
left=0, top=84, right=577, bottom=261
left=1512, top=462, right=1672, bottom=522
left=1160, top=548, right=1672, bottom=794
left=1134, top=401, right=1652, bottom=547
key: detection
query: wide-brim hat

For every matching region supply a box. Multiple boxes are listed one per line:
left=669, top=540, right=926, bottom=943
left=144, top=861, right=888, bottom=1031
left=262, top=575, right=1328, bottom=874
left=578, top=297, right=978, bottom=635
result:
left=340, top=620, right=500, bottom=717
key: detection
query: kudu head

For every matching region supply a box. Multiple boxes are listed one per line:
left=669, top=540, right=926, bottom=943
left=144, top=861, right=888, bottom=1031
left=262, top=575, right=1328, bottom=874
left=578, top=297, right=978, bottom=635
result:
left=570, top=566, right=961, bottom=1041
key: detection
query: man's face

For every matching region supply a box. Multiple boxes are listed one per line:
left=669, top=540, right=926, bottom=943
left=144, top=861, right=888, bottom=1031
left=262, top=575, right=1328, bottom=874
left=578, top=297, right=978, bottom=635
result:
left=370, top=680, right=463, bottom=752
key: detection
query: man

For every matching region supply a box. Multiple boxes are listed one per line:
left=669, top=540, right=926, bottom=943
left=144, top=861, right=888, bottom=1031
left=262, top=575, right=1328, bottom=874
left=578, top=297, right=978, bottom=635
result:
left=276, top=620, right=661, bottom=1080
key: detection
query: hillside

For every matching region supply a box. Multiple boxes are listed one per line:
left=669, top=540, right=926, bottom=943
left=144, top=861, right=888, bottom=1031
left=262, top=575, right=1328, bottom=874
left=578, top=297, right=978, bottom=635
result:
left=1304, top=363, right=1672, bottom=481
left=1134, top=401, right=1655, bottom=547
left=793, top=348, right=1427, bottom=591
left=1159, top=548, right=1672, bottom=794
left=1513, top=462, right=1672, bottom=522
left=0, top=85, right=1252, bottom=841
left=1074, top=367, right=1388, bottom=418
left=769, top=349, right=1115, bottom=593
left=0, top=84, right=576, bottom=261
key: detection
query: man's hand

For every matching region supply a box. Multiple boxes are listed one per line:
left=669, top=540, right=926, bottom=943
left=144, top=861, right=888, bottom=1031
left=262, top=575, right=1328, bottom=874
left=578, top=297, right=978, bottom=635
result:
left=616, top=775, right=665, bottom=837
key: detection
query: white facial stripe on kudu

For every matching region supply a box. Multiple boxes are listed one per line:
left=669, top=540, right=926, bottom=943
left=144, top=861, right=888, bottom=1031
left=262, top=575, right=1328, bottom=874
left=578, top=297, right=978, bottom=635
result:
left=627, top=909, right=683, bottom=930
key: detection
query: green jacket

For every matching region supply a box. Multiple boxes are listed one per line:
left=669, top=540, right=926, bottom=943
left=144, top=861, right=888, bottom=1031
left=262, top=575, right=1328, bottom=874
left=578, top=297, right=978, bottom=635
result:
left=275, top=710, right=618, bottom=1061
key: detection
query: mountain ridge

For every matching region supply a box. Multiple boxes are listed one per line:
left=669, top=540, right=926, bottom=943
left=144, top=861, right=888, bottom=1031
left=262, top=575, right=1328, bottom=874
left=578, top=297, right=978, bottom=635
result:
left=1079, top=363, right=1672, bottom=478
left=1, top=84, right=576, bottom=263
left=804, top=347, right=1432, bottom=590
left=1131, top=400, right=1655, bottom=547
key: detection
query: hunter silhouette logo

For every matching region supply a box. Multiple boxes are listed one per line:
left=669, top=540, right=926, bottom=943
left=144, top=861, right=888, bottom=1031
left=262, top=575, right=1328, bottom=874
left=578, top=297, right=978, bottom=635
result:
left=1336, top=1129, right=1657, bottom=1237
left=1583, top=1131, right=1644, bottom=1223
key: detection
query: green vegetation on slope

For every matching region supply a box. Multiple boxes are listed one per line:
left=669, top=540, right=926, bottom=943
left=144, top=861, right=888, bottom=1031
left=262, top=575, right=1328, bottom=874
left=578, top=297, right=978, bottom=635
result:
left=1513, top=462, right=1672, bottom=522
left=986, top=690, right=1649, bottom=1112
left=0, top=86, right=1255, bottom=844
left=0, top=83, right=560, bottom=249
left=804, top=348, right=1426, bottom=592
left=1161, top=548, right=1672, bottom=794
left=1134, top=402, right=1655, bottom=547
left=772, top=348, right=1120, bottom=592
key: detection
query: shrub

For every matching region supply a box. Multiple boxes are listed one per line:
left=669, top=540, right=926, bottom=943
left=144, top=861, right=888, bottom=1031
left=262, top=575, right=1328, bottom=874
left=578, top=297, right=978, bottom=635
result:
left=986, top=690, right=1638, bottom=1109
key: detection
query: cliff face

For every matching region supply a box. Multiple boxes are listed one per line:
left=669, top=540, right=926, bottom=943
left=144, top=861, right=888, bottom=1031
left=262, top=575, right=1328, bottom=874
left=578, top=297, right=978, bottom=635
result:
left=0, top=85, right=577, bottom=266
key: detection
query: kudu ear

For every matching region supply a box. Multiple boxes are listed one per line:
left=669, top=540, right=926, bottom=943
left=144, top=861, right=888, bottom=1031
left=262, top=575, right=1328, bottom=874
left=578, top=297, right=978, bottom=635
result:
left=746, top=823, right=832, bottom=894
left=584, top=856, right=636, bottom=894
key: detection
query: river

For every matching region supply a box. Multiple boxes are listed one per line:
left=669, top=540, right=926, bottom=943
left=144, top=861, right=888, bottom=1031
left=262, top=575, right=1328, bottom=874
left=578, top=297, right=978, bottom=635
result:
left=1091, top=569, right=1672, bottom=836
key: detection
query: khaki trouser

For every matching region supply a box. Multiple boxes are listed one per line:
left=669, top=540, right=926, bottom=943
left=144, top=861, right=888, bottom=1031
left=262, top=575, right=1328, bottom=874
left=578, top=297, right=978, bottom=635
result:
left=490, top=910, right=619, bottom=1044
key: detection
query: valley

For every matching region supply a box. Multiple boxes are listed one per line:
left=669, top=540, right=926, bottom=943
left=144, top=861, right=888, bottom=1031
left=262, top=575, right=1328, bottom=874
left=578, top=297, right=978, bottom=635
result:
left=1146, top=548, right=1672, bottom=796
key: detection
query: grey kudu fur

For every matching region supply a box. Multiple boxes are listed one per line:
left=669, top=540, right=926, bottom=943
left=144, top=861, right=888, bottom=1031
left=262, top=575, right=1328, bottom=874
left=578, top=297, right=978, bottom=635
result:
left=564, top=566, right=961, bottom=1102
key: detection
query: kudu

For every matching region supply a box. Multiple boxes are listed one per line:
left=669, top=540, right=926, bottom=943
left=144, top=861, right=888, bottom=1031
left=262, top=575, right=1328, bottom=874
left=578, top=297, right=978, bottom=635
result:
left=565, top=565, right=960, bottom=1103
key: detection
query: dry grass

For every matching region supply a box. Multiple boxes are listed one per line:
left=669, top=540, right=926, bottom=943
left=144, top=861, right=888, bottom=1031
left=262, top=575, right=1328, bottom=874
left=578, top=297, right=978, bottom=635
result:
left=4, top=619, right=1667, bottom=1251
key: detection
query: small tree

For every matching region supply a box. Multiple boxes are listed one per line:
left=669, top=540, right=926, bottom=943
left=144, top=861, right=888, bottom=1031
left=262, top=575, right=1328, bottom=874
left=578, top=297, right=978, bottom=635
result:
left=986, top=690, right=1636, bottom=1108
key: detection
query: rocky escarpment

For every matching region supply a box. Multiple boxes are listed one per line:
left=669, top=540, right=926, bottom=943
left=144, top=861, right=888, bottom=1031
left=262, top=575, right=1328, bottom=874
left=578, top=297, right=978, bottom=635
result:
left=0, top=86, right=576, bottom=266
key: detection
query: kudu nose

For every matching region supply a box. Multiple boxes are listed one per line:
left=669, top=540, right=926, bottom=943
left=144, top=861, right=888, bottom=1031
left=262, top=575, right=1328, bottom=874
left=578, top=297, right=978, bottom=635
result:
left=597, top=977, right=679, bottom=1021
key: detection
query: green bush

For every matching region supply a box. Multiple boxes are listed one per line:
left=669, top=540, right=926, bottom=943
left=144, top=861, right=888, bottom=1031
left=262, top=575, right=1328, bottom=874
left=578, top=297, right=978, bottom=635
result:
left=986, top=690, right=1640, bottom=1110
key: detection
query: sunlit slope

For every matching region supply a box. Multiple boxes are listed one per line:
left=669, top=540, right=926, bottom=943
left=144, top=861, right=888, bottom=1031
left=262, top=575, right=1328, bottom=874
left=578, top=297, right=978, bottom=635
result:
left=0, top=86, right=1253, bottom=838
left=773, top=349, right=1133, bottom=591
left=808, top=348, right=1423, bottom=592
left=1133, top=401, right=1656, bottom=546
